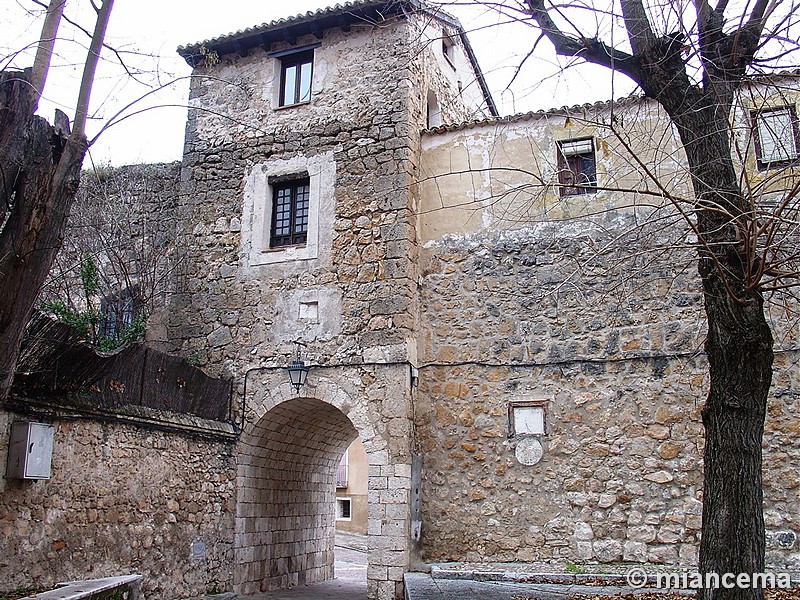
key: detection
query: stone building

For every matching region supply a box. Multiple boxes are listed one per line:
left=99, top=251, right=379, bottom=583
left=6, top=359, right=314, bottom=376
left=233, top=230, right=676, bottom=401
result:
left=336, top=438, right=370, bottom=535
left=2, top=1, right=799, bottom=599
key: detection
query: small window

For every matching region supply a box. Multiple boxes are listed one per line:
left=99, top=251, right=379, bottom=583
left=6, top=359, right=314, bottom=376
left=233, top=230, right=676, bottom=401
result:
left=557, top=138, right=597, bottom=196
left=280, top=50, right=313, bottom=107
left=336, top=450, right=349, bottom=488
left=442, top=36, right=457, bottom=68
left=426, top=90, right=441, bottom=128
left=336, top=497, right=352, bottom=521
left=270, top=178, right=310, bottom=248
left=100, top=287, right=141, bottom=339
left=752, top=105, right=800, bottom=170
left=509, top=401, right=547, bottom=437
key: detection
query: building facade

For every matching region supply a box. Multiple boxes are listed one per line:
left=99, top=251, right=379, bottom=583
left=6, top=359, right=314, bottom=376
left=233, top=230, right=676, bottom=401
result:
left=167, top=2, right=495, bottom=598
left=166, top=1, right=800, bottom=593
left=3, top=2, right=799, bottom=600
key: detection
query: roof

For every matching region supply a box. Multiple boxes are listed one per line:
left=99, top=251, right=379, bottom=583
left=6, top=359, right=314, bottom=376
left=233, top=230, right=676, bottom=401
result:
left=177, top=0, right=498, bottom=116
left=423, top=97, right=637, bottom=135
left=423, top=69, right=800, bottom=136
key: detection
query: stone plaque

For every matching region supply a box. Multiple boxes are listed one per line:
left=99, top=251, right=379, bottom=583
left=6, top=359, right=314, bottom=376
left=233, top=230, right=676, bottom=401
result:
left=515, top=437, right=544, bottom=466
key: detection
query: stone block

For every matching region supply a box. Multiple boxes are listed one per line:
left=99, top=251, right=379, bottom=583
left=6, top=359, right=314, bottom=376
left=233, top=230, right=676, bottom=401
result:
left=574, top=522, right=594, bottom=541
left=623, top=540, right=648, bottom=562
left=593, top=539, right=623, bottom=562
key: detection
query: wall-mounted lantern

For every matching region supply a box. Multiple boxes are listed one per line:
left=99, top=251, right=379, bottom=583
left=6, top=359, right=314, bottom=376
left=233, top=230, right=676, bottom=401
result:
left=287, top=342, right=309, bottom=393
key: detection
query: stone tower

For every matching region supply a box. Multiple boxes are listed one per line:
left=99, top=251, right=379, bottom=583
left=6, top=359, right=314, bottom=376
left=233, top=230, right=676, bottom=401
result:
left=172, top=2, right=495, bottom=598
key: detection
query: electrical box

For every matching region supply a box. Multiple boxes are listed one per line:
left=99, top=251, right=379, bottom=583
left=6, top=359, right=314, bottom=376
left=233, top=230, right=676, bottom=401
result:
left=6, top=421, right=54, bottom=480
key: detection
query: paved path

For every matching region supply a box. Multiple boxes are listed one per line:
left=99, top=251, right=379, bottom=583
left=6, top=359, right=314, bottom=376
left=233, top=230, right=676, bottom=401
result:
left=239, top=545, right=367, bottom=600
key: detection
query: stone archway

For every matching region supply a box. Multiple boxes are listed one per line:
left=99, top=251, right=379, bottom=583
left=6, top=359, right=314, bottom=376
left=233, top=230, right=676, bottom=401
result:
left=234, top=396, right=359, bottom=592
left=233, top=369, right=413, bottom=600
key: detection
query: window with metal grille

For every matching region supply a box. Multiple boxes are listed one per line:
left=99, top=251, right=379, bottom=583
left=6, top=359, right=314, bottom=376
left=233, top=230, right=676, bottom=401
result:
left=336, top=498, right=352, bottom=520
left=557, top=138, right=597, bottom=197
left=270, top=178, right=310, bottom=248
left=752, top=105, right=800, bottom=170
left=279, top=50, right=313, bottom=107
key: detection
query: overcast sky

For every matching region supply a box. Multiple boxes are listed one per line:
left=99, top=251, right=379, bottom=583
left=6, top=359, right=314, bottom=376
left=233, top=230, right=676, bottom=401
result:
left=1, top=0, right=633, bottom=166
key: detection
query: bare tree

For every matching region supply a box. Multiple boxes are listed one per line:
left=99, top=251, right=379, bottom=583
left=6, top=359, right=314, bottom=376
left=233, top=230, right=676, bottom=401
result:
left=0, top=0, right=115, bottom=400
left=40, top=162, right=186, bottom=351
left=425, top=1, right=800, bottom=598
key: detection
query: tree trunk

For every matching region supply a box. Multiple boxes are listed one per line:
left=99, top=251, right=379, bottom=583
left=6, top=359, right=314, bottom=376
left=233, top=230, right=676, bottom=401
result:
left=0, top=71, right=35, bottom=206
left=669, top=100, right=774, bottom=600
left=699, top=262, right=772, bottom=600
left=0, top=72, right=88, bottom=401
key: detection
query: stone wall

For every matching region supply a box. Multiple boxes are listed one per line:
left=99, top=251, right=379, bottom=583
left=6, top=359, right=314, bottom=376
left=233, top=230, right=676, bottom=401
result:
left=414, top=98, right=800, bottom=568
left=0, top=408, right=237, bottom=598
left=41, top=162, right=184, bottom=349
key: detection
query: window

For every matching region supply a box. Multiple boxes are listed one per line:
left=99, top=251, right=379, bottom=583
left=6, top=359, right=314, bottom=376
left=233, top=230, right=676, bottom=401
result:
left=508, top=400, right=547, bottom=437
left=336, top=498, right=352, bottom=521
left=336, top=450, right=349, bottom=488
left=557, top=138, right=597, bottom=196
left=442, top=36, right=457, bottom=68
left=242, top=151, right=334, bottom=267
left=752, top=105, right=800, bottom=169
left=99, top=287, right=141, bottom=338
left=280, top=50, right=313, bottom=107
left=426, top=90, right=441, bottom=128
left=270, top=177, right=310, bottom=248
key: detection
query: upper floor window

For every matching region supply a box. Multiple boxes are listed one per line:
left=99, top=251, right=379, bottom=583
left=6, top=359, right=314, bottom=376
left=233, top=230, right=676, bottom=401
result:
left=270, top=177, right=310, bottom=248
left=280, top=50, right=313, bottom=106
left=557, top=138, right=597, bottom=196
left=442, top=35, right=457, bottom=69
left=752, top=105, right=800, bottom=170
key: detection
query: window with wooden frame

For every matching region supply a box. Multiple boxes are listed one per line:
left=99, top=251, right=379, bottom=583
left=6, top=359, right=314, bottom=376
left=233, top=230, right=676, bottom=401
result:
left=557, top=138, right=597, bottom=196
left=752, top=105, right=800, bottom=170
left=279, top=49, right=313, bottom=107
left=270, top=177, right=310, bottom=248
left=442, top=35, right=457, bottom=69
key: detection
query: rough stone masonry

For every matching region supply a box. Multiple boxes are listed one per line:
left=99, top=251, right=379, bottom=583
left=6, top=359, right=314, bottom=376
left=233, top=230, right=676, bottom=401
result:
left=2, top=2, right=798, bottom=600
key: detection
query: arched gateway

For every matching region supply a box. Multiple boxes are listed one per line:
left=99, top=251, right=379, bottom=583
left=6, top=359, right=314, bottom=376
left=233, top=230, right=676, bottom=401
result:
left=233, top=370, right=413, bottom=600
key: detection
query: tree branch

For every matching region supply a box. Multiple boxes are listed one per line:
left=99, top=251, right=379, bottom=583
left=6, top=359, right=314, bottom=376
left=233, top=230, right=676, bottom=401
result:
left=73, top=0, right=114, bottom=138
left=619, top=0, right=657, bottom=55
left=525, top=0, right=643, bottom=84
left=30, top=0, right=66, bottom=113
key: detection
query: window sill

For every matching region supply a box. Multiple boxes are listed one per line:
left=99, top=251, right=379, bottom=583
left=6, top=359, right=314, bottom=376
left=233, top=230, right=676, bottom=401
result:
left=264, top=243, right=307, bottom=253
left=275, top=100, right=311, bottom=111
left=757, top=159, right=800, bottom=171
left=560, top=189, right=598, bottom=198
left=250, top=243, right=317, bottom=266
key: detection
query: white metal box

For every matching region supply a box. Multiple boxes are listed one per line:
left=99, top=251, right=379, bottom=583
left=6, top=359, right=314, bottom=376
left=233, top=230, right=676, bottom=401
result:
left=6, top=421, right=54, bottom=479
